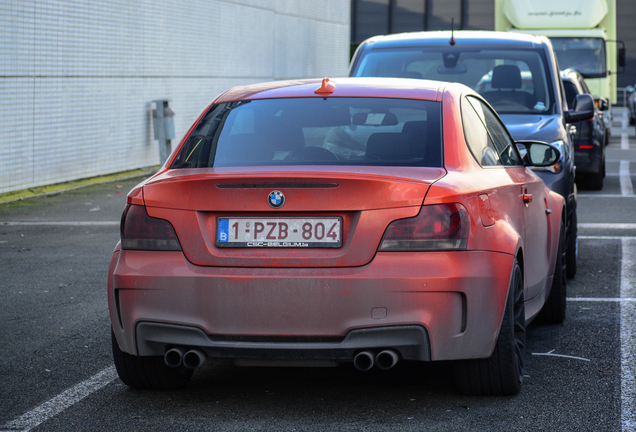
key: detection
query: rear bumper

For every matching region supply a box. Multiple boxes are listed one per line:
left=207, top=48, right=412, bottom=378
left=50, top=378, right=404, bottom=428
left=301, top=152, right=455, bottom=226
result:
left=108, top=249, right=515, bottom=362
left=574, top=146, right=603, bottom=176
left=136, top=322, right=431, bottom=361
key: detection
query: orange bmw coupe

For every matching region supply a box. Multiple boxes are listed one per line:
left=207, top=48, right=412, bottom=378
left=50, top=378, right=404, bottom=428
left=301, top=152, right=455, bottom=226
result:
left=108, top=77, right=565, bottom=395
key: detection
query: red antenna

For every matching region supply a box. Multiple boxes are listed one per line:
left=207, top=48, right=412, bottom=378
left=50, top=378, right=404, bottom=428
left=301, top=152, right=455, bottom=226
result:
left=315, top=78, right=336, bottom=95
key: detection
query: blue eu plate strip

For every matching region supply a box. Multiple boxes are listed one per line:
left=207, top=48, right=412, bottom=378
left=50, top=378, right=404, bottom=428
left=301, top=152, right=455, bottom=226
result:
left=218, top=218, right=229, bottom=242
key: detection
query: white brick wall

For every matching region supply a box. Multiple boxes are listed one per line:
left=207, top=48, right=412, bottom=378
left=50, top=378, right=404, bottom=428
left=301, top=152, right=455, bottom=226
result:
left=0, top=0, right=351, bottom=194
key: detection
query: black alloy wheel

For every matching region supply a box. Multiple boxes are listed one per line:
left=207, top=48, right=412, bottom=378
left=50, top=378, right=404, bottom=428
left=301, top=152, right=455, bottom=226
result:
left=453, top=259, right=526, bottom=396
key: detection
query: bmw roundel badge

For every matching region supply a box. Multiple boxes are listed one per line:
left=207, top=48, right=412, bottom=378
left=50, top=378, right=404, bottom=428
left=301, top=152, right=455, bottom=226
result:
left=267, top=190, right=285, bottom=209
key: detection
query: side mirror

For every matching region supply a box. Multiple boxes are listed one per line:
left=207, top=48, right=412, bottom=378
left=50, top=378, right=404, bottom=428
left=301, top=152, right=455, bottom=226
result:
left=596, top=97, right=609, bottom=111
left=564, top=93, right=595, bottom=123
left=516, top=141, right=561, bottom=167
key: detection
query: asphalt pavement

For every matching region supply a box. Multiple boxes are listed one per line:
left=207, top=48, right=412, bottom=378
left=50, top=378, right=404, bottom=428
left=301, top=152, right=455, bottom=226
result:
left=0, top=109, right=635, bottom=431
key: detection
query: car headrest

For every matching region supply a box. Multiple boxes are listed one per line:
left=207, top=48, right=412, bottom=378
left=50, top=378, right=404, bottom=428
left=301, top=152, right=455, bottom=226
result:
left=402, top=121, right=427, bottom=135
left=491, top=65, right=522, bottom=90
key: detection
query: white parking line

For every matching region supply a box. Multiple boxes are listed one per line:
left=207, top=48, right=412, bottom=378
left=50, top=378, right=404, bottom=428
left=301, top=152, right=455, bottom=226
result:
left=621, top=161, right=634, bottom=196
left=1, top=366, right=117, bottom=432
left=622, top=133, right=630, bottom=150
left=579, top=236, right=636, bottom=240
left=578, top=223, right=636, bottom=229
left=622, top=238, right=636, bottom=431
left=567, top=297, right=636, bottom=302
left=578, top=194, right=635, bottom=198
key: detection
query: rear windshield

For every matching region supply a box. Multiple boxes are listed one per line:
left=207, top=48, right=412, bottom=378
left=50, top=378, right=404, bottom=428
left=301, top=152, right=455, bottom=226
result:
left=171, top=97, right=442, bottom=169
left=352, top=47, right=554, bottom=115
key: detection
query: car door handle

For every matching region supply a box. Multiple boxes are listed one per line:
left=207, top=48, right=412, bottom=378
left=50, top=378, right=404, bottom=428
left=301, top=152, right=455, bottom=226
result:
left=523, top=193, right=533, bottom=203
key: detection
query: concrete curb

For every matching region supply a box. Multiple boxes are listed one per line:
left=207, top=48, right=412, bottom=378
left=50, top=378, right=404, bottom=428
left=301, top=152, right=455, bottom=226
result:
left=0, top=166, right=158, bottom=205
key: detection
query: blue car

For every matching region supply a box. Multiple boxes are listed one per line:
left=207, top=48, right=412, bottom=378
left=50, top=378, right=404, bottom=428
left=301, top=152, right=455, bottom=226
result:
left=349, top=31, right=594, bottom=278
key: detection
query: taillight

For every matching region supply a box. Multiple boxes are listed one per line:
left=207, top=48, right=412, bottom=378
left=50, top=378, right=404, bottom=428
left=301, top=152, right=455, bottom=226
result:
left=120, top=204, right=182, bottom=251
left=378, top=204, right=469, bottom=251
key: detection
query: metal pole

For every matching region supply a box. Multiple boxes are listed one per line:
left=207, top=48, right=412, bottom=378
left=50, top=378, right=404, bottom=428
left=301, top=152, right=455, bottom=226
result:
left=154, top=100, right=169, bottom=165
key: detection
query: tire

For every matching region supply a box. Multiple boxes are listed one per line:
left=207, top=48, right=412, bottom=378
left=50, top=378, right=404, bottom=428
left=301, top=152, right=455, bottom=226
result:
left=584, top=164, right=604, bottom=191
left=112, top=330, right=193, bottom=390
left=537, top=219, right=567, bottom=323
left=565, top=210, right=577, bottom=279
left=453, top=260, right=525, bottom=396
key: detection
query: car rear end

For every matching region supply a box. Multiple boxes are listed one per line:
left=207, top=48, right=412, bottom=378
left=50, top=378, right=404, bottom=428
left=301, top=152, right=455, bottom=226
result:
left=108, top=79, right=515, bottom=374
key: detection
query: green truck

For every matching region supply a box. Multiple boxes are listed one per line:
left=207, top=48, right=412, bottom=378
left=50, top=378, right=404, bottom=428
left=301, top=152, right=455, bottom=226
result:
left=495, top=0, right=625, bottom=134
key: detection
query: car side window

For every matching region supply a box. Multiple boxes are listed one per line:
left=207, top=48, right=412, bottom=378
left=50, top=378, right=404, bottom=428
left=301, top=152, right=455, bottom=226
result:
left=477, top=100, right=523, bottom=166
left=461, top=96, right=502, bottom=167
left=563, top=81, right=578, bottom=109
left=462, top=96, right=522, bottom=167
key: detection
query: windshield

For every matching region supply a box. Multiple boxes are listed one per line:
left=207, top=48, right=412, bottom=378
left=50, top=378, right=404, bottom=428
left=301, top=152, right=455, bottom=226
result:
left=550, top=37, right=607, bottom=78
left=353, top=47, right=554, bottom=115
left=172, top=97, right=442, bottom=169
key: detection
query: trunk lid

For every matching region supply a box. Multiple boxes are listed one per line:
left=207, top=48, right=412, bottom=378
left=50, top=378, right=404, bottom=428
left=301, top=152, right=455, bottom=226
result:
left=142, top=167, right=445, bottom=267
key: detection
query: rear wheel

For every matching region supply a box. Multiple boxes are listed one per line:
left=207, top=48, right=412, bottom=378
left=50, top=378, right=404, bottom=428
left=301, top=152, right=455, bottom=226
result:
left=537, top=219, right=567, bottom=323
left=453, top=260, right=525, bottom=396
left=112, top=330, right=192, bottom=390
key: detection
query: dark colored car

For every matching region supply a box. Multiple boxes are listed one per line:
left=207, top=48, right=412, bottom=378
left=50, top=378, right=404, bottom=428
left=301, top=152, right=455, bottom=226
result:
left=349, top=30, right=595, bottom=278
left=561, top=69, right=607, bottom=190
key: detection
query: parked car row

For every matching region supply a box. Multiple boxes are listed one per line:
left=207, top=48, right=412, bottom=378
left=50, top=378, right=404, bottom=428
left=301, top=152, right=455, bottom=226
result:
left=109, top=31, right=598, bottom=396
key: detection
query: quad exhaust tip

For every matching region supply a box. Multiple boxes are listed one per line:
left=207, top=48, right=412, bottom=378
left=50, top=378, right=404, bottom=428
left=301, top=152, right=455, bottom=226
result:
left=183, top=349, right=207, bottom=369
left=164, top=347, right=207, bottom=369
left=375, top=349, right=399, bottom=370
left=353, top=350, right=375, bottom=371
left=164, top=347, right=186, bottom=368
left=353, top=349, right=399, bottom=371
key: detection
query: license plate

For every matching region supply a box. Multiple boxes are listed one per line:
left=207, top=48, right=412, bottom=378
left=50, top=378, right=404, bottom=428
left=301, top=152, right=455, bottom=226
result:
left=216, top=217, right=342, bottom=248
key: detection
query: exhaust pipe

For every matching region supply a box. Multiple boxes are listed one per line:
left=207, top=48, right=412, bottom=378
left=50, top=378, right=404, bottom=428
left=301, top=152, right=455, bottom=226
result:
left=164, top=347, right=186, bottom=368
left=375, top=349, right=399, bottom=370
left=353, top=351, right=375, bottom=371
left=183, top=349, right=207, bottom=369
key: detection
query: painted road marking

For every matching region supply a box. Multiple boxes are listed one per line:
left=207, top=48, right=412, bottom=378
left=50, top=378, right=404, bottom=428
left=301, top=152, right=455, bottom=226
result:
left=574, top=235, right=636, bottom=430
left=567, top=297, right=636, bottom=302
left=579, top=236, right=636, bottom=240
left=622, top=110, right=630, bottom=149
left=1, top=221, right=119, bottom=226
left=1, top=366, right=117, bottom=432
left=623, top=133, right=630, bottom=150
left=578, top=223, right=636, bottom=229
left=621, top=238, right=636, bottom=431
left=578, top=194, right=635, bottom=198
left=621, top=161, right=634, bottom=196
